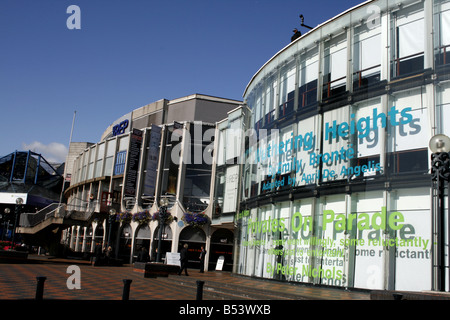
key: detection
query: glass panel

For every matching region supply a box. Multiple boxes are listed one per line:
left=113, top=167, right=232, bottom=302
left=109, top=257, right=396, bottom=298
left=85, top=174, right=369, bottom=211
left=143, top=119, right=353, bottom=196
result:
left=352, top=191, right=385, bottom=290
left=391, top=2, right=425, bottom=77
left=321, top=106, right=352, bottom=182
left=391, top=188, right=432, bottom=291
left=183, top=124, right=212, bottom=212
left=295, top=115, right=319, bottom=186
left=278, top=60, right=296, bottom=118
left=323, top=33, right=347, bottom=99
left=353, top=22, right=381, bottom=90
left=434, top=0, right=450, bottom=66
left=298, top=48, right=318, bottom=108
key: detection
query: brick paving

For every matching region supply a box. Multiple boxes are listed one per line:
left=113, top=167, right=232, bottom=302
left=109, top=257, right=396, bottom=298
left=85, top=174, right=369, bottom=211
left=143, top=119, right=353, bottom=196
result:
left=0, top=262, right=195, bottom=300
left=0, top=255, right=371, bottom=301
left=1, top=256, right=448, bottom=320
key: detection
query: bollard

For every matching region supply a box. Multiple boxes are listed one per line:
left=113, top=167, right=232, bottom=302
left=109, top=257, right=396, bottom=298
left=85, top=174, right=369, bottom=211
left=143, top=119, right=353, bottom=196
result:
left=393, top=293, right=403, bottom=300
left=196, top=280, right=205, bottom=301
left=35, top=276, right=47, bottom=300
left=122, top=279, right=132, bottom=301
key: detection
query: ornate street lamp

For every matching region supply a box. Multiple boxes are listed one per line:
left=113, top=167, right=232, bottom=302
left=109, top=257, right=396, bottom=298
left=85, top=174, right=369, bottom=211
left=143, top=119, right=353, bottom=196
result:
left=429, top=134, right=450, bottom=292
left=12, top=197, right=23, bottom=248
left=1, top=208, right=10, bottom=241
left=156, top=198, right=169, bottom=263
left=107, top=208, right=116, bottom=249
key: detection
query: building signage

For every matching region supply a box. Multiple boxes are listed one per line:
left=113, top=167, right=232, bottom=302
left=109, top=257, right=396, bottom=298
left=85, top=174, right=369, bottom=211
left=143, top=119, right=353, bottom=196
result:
left=222, top=165, right=239, bottom=213
left=0, top=193, right=28, bottom=205
left=238, top=102, right=431, bottom=291
left=244, top=105, right=424, bottom=190
left=110, top=112, right=131, bottom=138
left=124, top=129, right=143, bottom=197
left=112, top=119, right=129, bottom=137
left=166, top=252, right=181, bottom=266
left=143, top=126, right=162, bottom=196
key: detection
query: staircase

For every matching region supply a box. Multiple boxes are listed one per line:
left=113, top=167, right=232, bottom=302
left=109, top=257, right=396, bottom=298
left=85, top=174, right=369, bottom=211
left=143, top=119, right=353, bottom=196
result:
left=17, top=200, right=96, bottom=235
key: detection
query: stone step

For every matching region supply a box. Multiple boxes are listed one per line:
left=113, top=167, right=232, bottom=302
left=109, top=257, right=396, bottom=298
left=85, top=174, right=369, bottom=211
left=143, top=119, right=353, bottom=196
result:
left=156, top=276, right=267, bottom=300
left=158, top=274, right=312, bottom=300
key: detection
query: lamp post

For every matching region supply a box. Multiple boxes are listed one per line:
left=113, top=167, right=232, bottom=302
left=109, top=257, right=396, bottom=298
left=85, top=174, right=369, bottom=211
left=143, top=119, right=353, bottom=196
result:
left=12, top=197, right=23, bottom=248
left=1, top=208, right=9, bottom=241
left=156, top=198, right=169, bottom=263
left=107, top=208, right=116, bottom=249
left=429, top=134, right=450, bottom=292
left=0, top=212, right=3, bottom=241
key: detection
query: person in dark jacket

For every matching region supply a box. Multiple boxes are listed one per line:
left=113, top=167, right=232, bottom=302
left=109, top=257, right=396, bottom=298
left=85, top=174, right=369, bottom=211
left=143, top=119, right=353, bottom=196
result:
left=199, top=245, right=206, bottom=273
left=137, top=247, right=149, bottom=262
left=178, top=244, right=189, bottom=276
left=291, top=28, right=301, bottom=42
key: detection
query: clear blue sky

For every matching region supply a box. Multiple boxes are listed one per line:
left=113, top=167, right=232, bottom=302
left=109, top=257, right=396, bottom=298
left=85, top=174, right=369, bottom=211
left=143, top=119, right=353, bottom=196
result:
left=0, top=0, right=364, bottom=163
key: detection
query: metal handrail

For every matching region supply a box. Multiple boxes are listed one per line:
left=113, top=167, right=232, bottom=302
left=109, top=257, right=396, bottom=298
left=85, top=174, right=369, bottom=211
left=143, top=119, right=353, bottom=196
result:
left=19, top=203, right=66, bottom=227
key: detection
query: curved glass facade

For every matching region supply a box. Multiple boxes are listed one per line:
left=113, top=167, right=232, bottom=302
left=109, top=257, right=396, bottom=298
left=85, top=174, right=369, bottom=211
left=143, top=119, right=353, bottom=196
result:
left=237, top=0, right=450, bottom=292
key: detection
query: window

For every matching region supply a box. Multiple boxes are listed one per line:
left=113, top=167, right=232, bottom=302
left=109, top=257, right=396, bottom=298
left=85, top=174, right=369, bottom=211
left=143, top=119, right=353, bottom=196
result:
left=387, top=148, right=428, bottom=174
left=114, top=136, right=129, bottom=176
left=264, top=76, right=277, bottom=126
left=353, top=98, right=383, bottom=178
left=114, top=151, right=127, bottom=176
left=295, top=115, right=320, bottom=186
left=298, top=49, right=318, bottom=108
left=353, top=24, right=381, bottom=90
left=87, top=147, right=96, bottom=180
left=279, top=61, right=296, bottom=118
left=434, top=0, right=450, bottom=67
left=183, top=124, right=213, bottom=212
left=104, top=139, right=116, bottom=177
left=323, top=34, right=347, bottom=99
left=80, top=151, right=88, bottom=181
left=391, top=3, right=424, bottom=78
left=159, top=124, right=181, bottom=207
left=387, top=89, right=430, bottom=174
left=94, top=143, right=105, bottom=178
left=321, top=106, right=351, bottom=182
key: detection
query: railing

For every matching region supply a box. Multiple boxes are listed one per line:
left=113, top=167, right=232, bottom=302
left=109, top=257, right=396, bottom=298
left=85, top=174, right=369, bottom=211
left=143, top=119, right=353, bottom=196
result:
left=279, top=98, right=294, bottom=118
left=323, top=75, right=346, bottom=98
left=19, top=203, right=66, bottom=227
left=391, top=52, right=424, bottom=77
left=265, top=110, right=276, bottom=126
left=19, top=198, right=100, bottom=228
left=437, top=44, right=450, bottom=66
left=65, top=200, right=98, bottom=221
left=353, top=64, right=381, bottom=89
left=299, top=86, right=317, bottom=108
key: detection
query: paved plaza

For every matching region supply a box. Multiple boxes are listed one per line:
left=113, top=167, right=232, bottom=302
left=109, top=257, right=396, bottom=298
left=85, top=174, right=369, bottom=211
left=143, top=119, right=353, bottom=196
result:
left=0, top=255, right=371, bottom=301
left=0, top=256, right=448, bottom=319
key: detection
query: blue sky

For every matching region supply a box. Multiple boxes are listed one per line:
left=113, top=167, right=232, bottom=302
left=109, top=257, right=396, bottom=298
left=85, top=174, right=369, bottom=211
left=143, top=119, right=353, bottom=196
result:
left=0, top=0, right=364, bottom=163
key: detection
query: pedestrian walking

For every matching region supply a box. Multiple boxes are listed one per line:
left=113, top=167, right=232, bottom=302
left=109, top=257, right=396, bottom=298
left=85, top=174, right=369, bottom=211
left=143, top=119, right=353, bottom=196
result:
left=137, top=246, right=149, bottom=262
left=199, top=245, right=206, bottom=273
left=93, top=243, right=103, bottom=266
left=178, top=244, right=189, bottom=276
left=105, top=246, right=113, bottom=264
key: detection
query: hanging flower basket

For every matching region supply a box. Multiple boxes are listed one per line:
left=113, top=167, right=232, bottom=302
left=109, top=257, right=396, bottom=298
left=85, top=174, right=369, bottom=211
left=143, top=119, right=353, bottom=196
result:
left=182, top=212, right=209, bottom=228
left=132, top=211, right=152, bottom=224
left=116, top=212, right=132, bottom=223
left=152, top=211, right=174, bottom=224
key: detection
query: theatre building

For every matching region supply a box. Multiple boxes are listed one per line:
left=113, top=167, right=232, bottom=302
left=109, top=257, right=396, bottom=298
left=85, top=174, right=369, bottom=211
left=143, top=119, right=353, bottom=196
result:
left=232, top=0, right=450, bottom=292
left=59, top=94, right=241, bottom=269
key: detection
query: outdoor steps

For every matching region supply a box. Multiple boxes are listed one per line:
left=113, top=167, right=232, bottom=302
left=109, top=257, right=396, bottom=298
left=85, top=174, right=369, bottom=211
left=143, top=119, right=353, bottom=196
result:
left=157, top=274, right=314, bottom=300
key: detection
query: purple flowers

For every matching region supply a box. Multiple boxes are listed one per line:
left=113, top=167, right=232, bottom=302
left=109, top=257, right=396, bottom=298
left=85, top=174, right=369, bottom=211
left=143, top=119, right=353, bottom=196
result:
left=152, top=211, right=173, bottom=224
left=182, top=212, right=209, bottom=228
left=116, top=212, right=132, bottom=223
left=132, top=211, right=152, bottom=224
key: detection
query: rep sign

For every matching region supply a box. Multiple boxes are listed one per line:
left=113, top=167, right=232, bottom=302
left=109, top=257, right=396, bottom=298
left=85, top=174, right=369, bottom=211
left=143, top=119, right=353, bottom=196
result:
left=112, top=119, right=129, bottom=137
